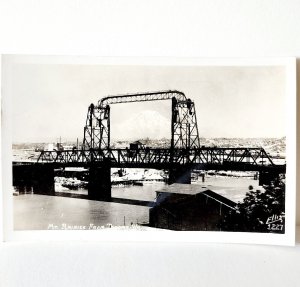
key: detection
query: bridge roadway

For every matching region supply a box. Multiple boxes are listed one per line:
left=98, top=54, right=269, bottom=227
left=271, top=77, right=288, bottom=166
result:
left=36, top=147, right=286, bottom=173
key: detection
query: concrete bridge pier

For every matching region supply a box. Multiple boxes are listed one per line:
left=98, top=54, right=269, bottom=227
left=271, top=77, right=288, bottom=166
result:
left=33, top=164, right=55, bottom=195
left=259, top=171, right=281, bottom=186
left=13, top=163, right=55, bottom=195
left=88, top=164, right=111, bottom=201
left=168, top=165, right=192, bottom=184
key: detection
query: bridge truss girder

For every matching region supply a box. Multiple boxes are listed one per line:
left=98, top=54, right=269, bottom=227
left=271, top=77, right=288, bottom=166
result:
left=37, top=147, right=279, bottom=172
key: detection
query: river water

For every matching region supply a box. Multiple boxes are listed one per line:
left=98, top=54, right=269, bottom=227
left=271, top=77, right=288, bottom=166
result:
left=14, top=176, right=261, bottom=231
left=14, top=182, right=166, bottom=230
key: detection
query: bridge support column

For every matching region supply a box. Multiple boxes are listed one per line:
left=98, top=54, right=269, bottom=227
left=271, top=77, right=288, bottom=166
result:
left=259, top=171, right=281, bottom=186
left=13, top=164, right=55, bottom=195
left=88, top=164, right=111, bottom=201
left=33, top=164, right=55, bottom=195
left=168, top=165, right=192, bottom=184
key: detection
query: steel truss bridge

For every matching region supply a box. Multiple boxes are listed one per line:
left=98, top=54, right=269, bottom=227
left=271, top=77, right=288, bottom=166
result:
left=37, top=90, right=285, bottom=174
left=37, top=147, right=285, bottom=173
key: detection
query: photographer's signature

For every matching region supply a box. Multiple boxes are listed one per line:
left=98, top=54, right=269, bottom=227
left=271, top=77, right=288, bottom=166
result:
left=266, top=214, right=285, bottom=231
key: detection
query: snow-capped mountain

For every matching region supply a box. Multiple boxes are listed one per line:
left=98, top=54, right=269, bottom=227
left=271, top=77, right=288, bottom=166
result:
left=112, top=110, right=171, bottom=140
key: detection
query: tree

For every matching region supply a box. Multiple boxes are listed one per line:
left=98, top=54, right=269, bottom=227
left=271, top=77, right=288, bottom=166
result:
left=221, top=180, right=285, bottom=233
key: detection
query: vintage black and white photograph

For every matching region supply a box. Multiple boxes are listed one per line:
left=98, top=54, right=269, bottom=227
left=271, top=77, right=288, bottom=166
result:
left=2, top=56, right=296, bottom=244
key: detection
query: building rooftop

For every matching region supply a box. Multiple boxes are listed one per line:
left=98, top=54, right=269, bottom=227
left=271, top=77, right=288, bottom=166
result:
left=156, top=179, right=263, bottom=203
left=155, top=184, right=237, bottom=210
left=131, top=140, right=145, bottom=145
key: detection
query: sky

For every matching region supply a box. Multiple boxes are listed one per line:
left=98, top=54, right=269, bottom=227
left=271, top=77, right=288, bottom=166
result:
left=4, top=56, right=286, bottom=143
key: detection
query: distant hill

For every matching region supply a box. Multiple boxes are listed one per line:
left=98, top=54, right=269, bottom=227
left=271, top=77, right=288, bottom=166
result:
left=199, top=137, right=286, bottom=155
left=13, top=136, right=285, bottom=157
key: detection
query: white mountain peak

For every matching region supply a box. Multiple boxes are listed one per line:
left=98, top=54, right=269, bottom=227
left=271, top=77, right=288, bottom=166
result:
left=112, top=110, right=171, bottom=140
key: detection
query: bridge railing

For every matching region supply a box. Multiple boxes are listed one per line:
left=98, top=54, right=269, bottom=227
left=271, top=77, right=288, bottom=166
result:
left=37, top=147, right=275, bottom=166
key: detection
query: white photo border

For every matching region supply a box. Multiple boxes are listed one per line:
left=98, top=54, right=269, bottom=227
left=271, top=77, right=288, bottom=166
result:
left=1, top=56, right=296, bottom=245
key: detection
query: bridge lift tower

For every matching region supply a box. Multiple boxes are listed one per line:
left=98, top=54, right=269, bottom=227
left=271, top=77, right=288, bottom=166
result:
left=82, top=90, right=200, bottom=199
left=83, top=90, right=200, bottom=151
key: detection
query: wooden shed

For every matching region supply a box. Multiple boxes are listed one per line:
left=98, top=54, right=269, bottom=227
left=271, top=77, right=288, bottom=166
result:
left=149, top=184, right=237, bottom=231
